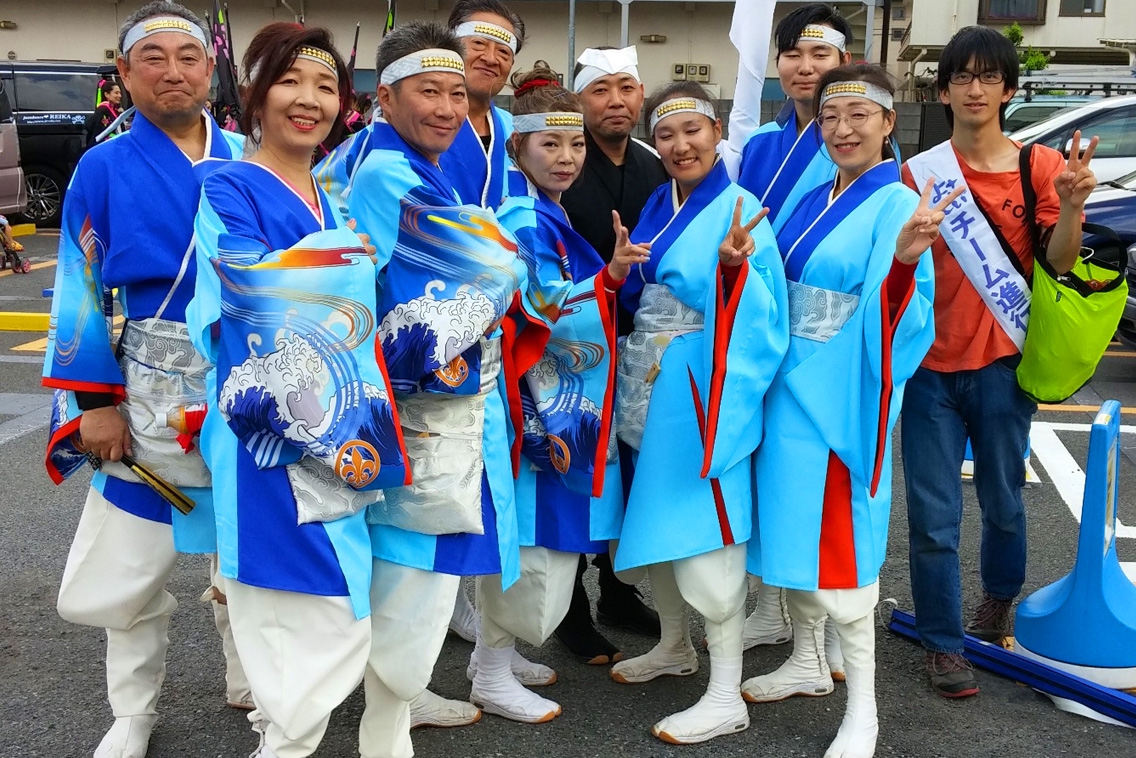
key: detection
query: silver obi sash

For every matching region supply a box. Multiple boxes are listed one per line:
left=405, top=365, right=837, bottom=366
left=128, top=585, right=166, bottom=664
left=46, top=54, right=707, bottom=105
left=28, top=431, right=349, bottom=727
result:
left=615, top=285, right=704, bottom=451
left=369, top=337, right=502, bottom=535
left=787, top=280, right=860, bottom=343
left=104, top=318, right=211, bottom=488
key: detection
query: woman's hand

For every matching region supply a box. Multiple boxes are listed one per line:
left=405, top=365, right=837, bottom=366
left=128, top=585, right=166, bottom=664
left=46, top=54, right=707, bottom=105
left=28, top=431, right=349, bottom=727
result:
left=718, top=197, right=768, bottom=268
left=894, top=179, right=967, bottom=265
left=608, top=210, right=651, bottom=282
left=347, top=218, right=378, bottom=263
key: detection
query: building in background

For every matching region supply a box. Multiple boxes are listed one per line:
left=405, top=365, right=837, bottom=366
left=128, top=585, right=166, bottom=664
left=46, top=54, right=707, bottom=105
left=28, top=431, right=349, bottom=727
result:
left=0, top=1, right=908, bottom=104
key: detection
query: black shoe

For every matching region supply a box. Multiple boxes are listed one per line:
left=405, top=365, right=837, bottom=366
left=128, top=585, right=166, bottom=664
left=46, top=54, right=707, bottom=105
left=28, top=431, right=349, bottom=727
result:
left=596, top=589, right=661, bottom=637
left=965, top=595, right=1013, bottom=644
left=553, top=618, right=623, bottom=665
left=925, top=652, right=980, bottom=698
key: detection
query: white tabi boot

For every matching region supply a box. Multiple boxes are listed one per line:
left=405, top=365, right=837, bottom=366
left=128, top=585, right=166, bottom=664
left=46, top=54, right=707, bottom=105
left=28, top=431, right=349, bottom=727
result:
left=824, top=613, right=878, bottom=758
left=611, top=564, right=698, bottom=684
left=448, top=584, right=479, bottom=643
left=466, top=646, right=557, bottom=687
left=409, top=688, right=481, bottom=729
left=211, top=599, right=254, bottom=709
left=93, top=716, right=157, bottom=758
left=742, top=591, right=834, bottom=702
left=469, top=637, right=561, bottom=723
left=825, top=616, right=846, bottom=683
left=742, top=584, right=792, bottom=649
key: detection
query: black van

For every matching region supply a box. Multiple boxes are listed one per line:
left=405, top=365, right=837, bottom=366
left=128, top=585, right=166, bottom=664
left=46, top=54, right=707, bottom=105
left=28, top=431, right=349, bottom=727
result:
left=0, top=61, right=119, bottom=227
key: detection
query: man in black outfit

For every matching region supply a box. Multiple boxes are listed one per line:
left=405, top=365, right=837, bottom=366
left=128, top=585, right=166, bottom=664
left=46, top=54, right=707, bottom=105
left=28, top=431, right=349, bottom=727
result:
left=558, top=45, right=668, bottom=663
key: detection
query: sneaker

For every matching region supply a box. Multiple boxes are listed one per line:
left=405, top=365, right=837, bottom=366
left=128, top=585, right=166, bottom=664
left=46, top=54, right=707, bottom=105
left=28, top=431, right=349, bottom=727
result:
left=925, top=652, right=979, bottom=698
left=965, top=595, right=1012, bottom=643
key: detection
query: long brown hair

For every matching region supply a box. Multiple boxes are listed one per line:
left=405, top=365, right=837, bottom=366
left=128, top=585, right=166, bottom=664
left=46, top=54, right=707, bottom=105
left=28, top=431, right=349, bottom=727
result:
left=240, top=23, right=352, bottom=147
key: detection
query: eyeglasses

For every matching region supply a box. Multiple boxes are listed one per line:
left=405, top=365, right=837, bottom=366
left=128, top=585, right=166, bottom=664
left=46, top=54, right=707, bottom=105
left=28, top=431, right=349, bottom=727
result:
left=948, top=70, right=1006, bottom=86
left=817, top=108, right=884, bottom=130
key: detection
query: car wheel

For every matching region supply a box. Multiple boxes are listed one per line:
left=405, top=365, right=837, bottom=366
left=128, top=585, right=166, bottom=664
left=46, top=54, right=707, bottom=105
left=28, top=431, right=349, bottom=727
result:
left=20, top=167, right=65, bottom=228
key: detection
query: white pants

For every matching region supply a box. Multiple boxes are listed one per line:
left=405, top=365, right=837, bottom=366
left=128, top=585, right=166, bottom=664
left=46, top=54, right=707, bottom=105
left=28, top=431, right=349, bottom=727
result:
left=652, top=544, right=749, bottom=656
left=477, top=546, right=578, bottom=648
left=225, top=580, right=370, bottom=758
left=360, top=559, right=461, bottom=758
left=57, top=486, right=179, bottom=717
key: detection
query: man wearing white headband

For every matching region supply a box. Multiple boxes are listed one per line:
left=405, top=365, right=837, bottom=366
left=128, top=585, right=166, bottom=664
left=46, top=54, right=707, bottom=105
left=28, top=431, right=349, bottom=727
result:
left=315, top=21, right=529, bottom=758
left=44, top=2, right=245, bottom=757
left=438, top=0, right=525, bottom=209
left=558, top=44, right=668, bottom=668
left=722, top=2, right=854, bottom=685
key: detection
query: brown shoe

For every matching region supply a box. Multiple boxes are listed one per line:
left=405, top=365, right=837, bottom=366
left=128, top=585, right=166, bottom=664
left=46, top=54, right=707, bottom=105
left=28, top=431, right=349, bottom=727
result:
left=965, top=595, right=1013, bottom=643
left=925, top=652, right=979, bottom=698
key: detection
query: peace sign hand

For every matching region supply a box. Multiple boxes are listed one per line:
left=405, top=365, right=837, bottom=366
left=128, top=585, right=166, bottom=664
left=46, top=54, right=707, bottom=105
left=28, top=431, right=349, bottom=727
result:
left=718, top=196, right=769, bottom=268
left=1054, top=129, right=1098, bottom=210
left=894, top=178, right=967, bottom=265
left=609, top=210, right=651, bottom=282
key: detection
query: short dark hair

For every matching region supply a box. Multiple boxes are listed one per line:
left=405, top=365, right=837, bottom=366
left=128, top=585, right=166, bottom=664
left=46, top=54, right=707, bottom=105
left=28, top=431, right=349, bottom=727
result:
left=775, top=3, right=854, bottom=57
left=644, top=81, right=716, bottom=130
left=937, top=26, right=1019, bottom=129
left=118, top=1, right=209, bottom=56
left=813, top=63, right=898, bottom=161
left=240, top=23, right=352, bottom=148
left=448, top=0, right=526, bottom=55
left=375, top=21, right=465, bottom=83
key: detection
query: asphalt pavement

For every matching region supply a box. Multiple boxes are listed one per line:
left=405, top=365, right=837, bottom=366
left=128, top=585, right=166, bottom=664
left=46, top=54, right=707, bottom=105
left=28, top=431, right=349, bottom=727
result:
left=2, top=232, right=1134, bottom=757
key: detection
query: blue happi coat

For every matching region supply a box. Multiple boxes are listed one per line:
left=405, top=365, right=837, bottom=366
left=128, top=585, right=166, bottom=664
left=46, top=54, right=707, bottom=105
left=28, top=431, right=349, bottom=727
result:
left=189, top=160, right=409, bottom=618
left=316, top=122, right=528, bottom=587
left=749, top=160, right=935, bottom=591
left=439, top=106, right=514, bottom=209
left=613, top=161, right=789, bottom=571
left=736, top=103, right=836, bottom=233
left=498, top=169, right=624, bottom=553
left=43, top=111, right=244, bottom=553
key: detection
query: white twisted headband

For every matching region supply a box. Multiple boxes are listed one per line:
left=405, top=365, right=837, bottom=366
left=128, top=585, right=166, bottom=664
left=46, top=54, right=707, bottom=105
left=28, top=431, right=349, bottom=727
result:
left=121, top=16, right=211, bottom=56
left=453, top=20, right=518, bottom=54
left=573, top=46, right=640, bottom=93
left=512, top=112, right=584, bottom=133
left=818, top=80, right=894, bottom=111
left=380, top=48, right=466, bottom=86
left=798, top=24, right=846, bottom=53
left=649, top=97, right=717, bottom=133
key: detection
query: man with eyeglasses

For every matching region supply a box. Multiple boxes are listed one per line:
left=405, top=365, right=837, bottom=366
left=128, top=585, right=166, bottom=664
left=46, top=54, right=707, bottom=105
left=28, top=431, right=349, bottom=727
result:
left=902, top=25, right=1097, bottom=699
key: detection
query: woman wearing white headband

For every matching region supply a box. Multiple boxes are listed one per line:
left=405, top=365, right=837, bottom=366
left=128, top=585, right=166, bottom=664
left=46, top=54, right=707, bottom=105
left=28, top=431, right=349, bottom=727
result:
left=466, top=66, right=642, bottom=724
left=743, top=64, right=963, bottom=758
left=188, top=23, right=387, bottom=758
left=608, top=81, right=789, bottom=745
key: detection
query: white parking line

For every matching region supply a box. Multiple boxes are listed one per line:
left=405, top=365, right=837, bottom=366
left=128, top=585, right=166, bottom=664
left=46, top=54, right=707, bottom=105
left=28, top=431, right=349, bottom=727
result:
left=0, top=392, right=54, bottom=447
left=1029, top=421, right=1136, bottom=539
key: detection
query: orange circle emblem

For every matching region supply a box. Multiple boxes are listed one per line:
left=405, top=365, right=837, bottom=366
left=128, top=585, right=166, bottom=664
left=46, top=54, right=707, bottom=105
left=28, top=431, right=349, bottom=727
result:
left=335, top=440, right=381, bottom=489
left=549, top=434, right=571, bottom=475
left=435, top=356, right=470, bottom=388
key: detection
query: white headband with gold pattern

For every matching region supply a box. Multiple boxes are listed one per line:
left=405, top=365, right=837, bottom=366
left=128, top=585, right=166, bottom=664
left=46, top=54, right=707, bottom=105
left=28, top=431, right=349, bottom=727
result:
left=818, top=80, right=894, bottom=111
left=121, top=15, right=212, bottom=56
left=798, top=24, right=846, bottom=53
left=513, top=112, right=585, bottom=133
left=649, top=97, right=717, bottom=133
left=380, top=48, right=466, bottom=86
left=453, top=21, right=518, bottom=53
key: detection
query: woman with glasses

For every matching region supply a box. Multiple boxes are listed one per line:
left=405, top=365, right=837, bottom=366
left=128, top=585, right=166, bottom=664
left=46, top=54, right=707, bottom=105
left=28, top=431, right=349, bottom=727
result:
left=608, top=81, right=788, bottom=745
left=742, top=64, right=961, bottom=758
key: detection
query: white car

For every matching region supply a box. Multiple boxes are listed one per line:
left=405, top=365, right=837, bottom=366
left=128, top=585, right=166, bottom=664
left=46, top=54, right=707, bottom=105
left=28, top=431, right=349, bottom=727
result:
left=1010, top=94, right=1136, bottom=184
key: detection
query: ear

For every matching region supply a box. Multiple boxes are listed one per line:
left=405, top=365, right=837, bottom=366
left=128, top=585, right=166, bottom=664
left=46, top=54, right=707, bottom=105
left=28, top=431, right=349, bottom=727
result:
left=1001, top=86, right=1016, bottom=104
left=713, top=117, right=723, bottom=142
left=116, top=55, right=131, bottom=91
left=841, top=51, right=853, bottom=65
left=938, top=87, right=951, bottom=106
left=377, top=83, right=395, bottom=115
left=205, top=56, right=216, bottom=81
left=883, top=109, right=896, bottom=138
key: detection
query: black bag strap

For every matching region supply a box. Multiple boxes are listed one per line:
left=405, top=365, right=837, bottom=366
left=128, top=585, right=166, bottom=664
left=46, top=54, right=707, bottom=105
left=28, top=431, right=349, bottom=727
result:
left=966, top=169, right=1031, bottom=284
left=1018, top=144, right=1042, bottom=258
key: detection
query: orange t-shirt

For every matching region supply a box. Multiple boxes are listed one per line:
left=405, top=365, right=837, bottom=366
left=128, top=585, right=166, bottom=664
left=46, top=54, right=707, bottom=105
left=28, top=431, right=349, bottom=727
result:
left=901, top=143, right=1066, bottom=372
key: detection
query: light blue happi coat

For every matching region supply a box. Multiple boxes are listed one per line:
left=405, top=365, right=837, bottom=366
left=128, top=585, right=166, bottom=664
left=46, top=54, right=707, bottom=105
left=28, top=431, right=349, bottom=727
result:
left=613, top=161, right=789, bottom=571
left=43, top=112, right=244, bottom=553
left=749, top=160, right=936, bottom=591
left=440, top=106, right=515, bottom=209
left=316, top=122, right=525, bottom=588
left=498, top=169, right=625, bottom=553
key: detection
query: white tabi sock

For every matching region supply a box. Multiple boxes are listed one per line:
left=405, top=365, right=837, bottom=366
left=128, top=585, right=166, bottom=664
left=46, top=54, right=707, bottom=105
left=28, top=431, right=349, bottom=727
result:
left=467, top=646, right=556, bottom=687
left=469, top=637, right=561, bottom=724
left=93, top=715, right=157, bottom=758
left=742, top=584, right=792, bottom=649
left=651, top=654, right=749, bottom=745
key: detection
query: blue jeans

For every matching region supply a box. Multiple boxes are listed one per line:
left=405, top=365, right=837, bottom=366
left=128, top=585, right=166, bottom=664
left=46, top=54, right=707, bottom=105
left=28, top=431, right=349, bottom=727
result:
left=900, top=358, right=1036, bottom=655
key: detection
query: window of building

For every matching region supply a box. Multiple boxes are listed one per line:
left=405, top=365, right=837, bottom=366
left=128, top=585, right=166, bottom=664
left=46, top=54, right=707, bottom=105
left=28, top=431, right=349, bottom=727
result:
left=979, top=0, right=1048, bottom=24
left=1059, top=0, right=1105, bottom=15
left=893, top=6, right=907, bottom=20
left=891, top=28, right=905, bottom=41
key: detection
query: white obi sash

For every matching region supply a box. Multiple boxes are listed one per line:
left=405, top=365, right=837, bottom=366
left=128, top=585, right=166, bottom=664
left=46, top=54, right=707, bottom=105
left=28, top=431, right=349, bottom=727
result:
left=907, top=141, right=1030, bottom=349
left=787, top=280, right=860, bottom=343
left=615, top=284, right=703, bottom=451
left=105, top=318, right=211, bottom=488
left=371, top=337, right=502, bottom=535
